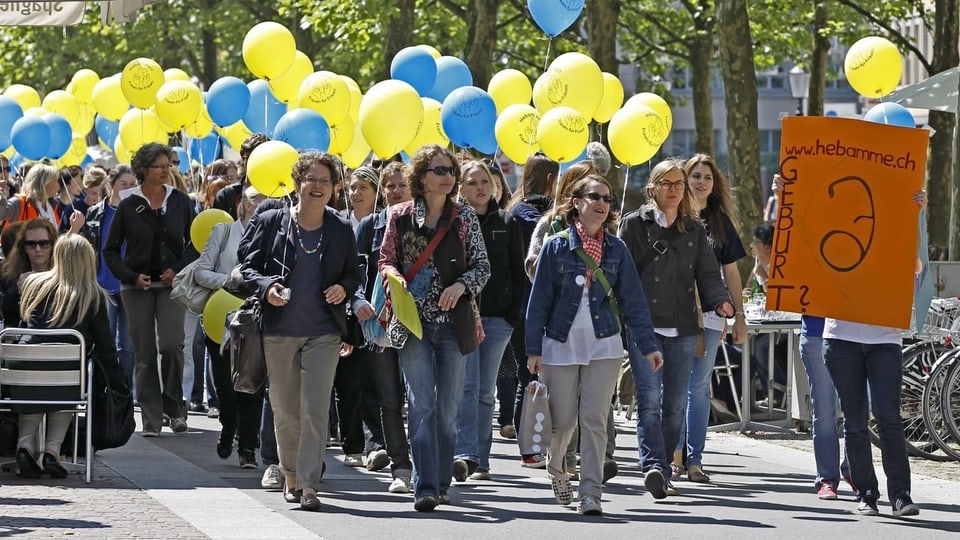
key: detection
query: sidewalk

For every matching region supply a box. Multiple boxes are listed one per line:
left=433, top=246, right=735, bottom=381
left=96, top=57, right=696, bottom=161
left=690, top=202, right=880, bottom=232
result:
left=1, top=411, right=958, bottom=539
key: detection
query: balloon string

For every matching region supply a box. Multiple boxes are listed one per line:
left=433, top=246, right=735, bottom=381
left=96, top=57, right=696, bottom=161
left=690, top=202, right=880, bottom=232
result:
left=553, top=160, right=561, bottom=204
left=620, top=165, right=630, bottom=217
left=543, top=39, right=552, bottom=73
left=263, top=83, right=269, bottom=135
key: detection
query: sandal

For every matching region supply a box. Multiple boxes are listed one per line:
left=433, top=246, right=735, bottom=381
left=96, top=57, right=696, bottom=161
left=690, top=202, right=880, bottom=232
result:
left=687, top=465, right=710, bottom=483
left=669, top=463, right=682, bottom=480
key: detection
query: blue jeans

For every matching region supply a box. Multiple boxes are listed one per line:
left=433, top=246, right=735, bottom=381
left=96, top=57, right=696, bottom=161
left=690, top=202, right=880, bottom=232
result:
left=456, top=316, right=513, bottom=470
left=800, top=335, right=844, bottom=490
left=680, top=327, right=723, bottom=466
left=106, top=292, right=135, bottom=395
left=630, top=332, right=697, bottom=476
left=399, top=322, right=467, bottom=498
left=824, top=339, right=911, bottom=502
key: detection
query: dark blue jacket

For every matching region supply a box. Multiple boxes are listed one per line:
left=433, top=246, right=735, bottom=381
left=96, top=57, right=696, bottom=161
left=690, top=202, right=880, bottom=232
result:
left=525, top=224, right=660, bottom=357
left=239, top=205, right=360, bottom=336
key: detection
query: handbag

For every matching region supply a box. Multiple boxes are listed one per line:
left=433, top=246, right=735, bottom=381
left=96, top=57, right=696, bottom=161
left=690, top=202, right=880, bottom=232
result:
left=229, top=297, right=267, bottom=394
left=518, top=380, right=552, bottom=456
left=170, top=260, right=210, bottom=313
left=91, top=358, right=135, bottom=451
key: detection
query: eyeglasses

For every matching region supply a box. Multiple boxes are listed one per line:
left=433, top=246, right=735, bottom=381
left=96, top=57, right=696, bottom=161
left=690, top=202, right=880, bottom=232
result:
left=301, top=176, right=332, bottom=185
left=656, top=180, right=686, bottom=191
left=23, top=240, right=53, bottom=250
left=581, top=192, right=614, bottom=204
left=148, top=163, right=173, bottom=170
left=426, top=166, right=457, bottom=177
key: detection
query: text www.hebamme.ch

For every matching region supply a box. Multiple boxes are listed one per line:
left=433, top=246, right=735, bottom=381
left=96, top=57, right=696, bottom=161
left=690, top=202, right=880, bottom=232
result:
left=783, top=139, right=917, bottom=172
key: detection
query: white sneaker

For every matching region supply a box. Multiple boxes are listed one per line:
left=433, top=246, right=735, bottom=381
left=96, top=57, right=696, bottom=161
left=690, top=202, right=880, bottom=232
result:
left=389, top=476, right=412, bottom=493
left=344, top=454, right=364, bottom=467
left=261, top=464, right=283, bottom=491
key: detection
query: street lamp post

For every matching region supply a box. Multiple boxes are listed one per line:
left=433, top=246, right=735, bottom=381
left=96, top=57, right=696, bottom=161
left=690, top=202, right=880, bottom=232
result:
left=788, top=65, right=810, bottom=116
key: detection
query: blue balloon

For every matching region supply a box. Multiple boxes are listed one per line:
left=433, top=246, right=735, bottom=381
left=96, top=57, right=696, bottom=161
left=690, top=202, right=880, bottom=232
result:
left=559, top=146, right=589, bottom=174
left=44, top=113, right=72, bottom=159
left=273, top=109, right=330, bottom=152
left=11, top=115, right=51, bottom=160
left=80, top=152, right=94, bottom=169
left=189, top=134, right=222, bottom=166
left=9, top=152, right=25, bottom=171
left=863, top=102, right=915, bottom=128
left=426, top=56, right=473, bottom=103
left=390, top=47, right=438, bottom=96
left=207, top=76, right=251, bottom=127
left=0, top=95, right=24, bottom=150
left=94, top=114, right=119, bottom=147
left=243, top=80, right=286, bottom=134
left=172, top=146, right=190, bottom=174
left=528, top=0, right=585, bottom=38
left=441, top=86, right=497, bottom=150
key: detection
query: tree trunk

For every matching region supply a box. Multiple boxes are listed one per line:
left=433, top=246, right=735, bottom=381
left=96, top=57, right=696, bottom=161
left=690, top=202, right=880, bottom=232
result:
left=716, top=0, right=761, bottom=273
left=383, top=0, right=415, bottom=82
left=806, top=0, right=830, bottom=117
left=932, top=0, right=959, bottom=256
left=586, top=0, right=621, bottom=188
left=464, top=0, right=500, bottom=88
left=690, top=32, right=715, bottom=155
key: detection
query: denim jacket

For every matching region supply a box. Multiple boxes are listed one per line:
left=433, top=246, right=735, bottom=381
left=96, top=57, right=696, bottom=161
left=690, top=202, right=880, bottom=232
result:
left=525, top=224, right=660, bottom=358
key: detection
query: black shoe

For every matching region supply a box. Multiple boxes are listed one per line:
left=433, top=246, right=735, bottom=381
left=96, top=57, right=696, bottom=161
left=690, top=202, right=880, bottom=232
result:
left=892, top=494, right=920, bottom=517
left=414, top=495, right=438, bottom=512
left=438, top=491, right=450, bottom=505
left=644, top=469, right=667, bottom=500
left=602, top=459, right=619, bottom=484
left=452, top=459, right=469, bottom=482
left=239, top=449, right=258, bottom=469
left=188, top=401, right=207, bottom=413
left=300, top=491, right=321, bottom=511
left=42, top=453, right=68, bottom=479
left=217, top=431, right=234, bottom=459
left=857, top=493, right=880, bottom=516
left=16, top=448, right=42, bottom=479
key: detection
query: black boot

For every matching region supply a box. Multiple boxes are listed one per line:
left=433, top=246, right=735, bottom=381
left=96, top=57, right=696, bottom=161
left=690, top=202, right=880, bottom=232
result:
left=217, top=429, right=234, bottom=459
left=42, top=453, right=68, bottom=479
left=17, top=448, right=42, bottom=479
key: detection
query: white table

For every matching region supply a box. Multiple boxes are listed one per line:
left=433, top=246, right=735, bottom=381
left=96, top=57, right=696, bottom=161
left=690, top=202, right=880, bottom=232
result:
left=710, top=320, right=801, bottom=433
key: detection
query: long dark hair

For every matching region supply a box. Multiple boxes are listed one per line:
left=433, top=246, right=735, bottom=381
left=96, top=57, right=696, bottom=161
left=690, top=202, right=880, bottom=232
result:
left=507, top=154, right=558, bottom=210
left=684, top=153, right=738, bottom=247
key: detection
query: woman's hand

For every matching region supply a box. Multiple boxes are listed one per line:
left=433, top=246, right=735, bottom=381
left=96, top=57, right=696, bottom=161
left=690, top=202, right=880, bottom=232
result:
left=355, top=300, right=376, bottom=321
left=339, top=343, right=354, bottom=358
left=159, top=268, right=176, bottom=287
left=715, top=301, right=735, bottom=318
left=772, top=174, right=785, bottom=194
left=732, top=316, right=747, bottom=345
left=527, top=355, right=542, bottom=375
left=646, top=351, right=664, bottom=372
left=914, top=190, right=927, bottom=209
left=134, top=274, right=151, bottom=290
left=325, top=284, right=347, bottom=305
left=68, top=210, right=85, bottom=234
left=438, top=281, right=466, bottom=312
left=267, top=283, right=288, bottom=307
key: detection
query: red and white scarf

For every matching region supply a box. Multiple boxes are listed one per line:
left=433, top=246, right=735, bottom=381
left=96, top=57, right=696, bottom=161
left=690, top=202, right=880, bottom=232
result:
left=575, top=220, right=603, bottom=287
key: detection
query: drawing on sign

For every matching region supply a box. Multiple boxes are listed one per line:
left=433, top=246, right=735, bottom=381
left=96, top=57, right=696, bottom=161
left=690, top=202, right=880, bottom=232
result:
left=819, top=176, right=876, bottom=272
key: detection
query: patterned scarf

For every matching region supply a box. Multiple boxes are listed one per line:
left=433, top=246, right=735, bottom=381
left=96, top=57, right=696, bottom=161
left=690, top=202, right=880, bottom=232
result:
left=575, top=220, right=603, bottom=287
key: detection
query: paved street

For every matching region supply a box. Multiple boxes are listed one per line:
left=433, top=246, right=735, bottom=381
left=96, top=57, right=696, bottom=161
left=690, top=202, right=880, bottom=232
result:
left=1, top=410, right=958, bottom=539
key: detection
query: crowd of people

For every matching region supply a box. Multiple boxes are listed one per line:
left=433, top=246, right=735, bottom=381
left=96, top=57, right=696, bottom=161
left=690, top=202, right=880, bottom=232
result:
left=0, top=134, right=922, bottom=518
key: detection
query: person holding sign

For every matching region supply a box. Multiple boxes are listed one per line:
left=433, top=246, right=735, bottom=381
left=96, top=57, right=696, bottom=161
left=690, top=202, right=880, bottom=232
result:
left=378, top=144, right=490, bottom=512
left=618, top=158, right=734, bottom=499
left=526, top=175, right=662, bottom=516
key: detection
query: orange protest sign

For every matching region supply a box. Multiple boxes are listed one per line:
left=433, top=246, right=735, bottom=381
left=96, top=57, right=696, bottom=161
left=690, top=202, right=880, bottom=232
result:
left=767, top=116, right=927, bottom=329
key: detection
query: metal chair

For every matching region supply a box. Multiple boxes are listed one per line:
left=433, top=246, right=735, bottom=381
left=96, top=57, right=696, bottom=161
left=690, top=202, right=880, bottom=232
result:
left=0, top=328, right=91, bottom=483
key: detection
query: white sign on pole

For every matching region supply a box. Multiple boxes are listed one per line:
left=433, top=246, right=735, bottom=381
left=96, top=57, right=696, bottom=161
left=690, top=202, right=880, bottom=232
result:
left=0, top=2, right=86, bottom=26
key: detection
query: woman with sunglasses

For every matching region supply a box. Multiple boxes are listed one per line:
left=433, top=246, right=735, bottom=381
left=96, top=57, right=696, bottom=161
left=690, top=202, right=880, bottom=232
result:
left=0, top=163, right=84, bottom=237
left=618, top=158, right=734, bottom=499
left=1, top=219, right=58, bottom=329
left=379, top=144, right=490, bottom=512
left=526, top=175, right=662, bottom=516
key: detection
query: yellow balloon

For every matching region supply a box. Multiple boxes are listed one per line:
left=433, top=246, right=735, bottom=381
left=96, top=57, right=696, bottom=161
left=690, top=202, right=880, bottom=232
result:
left=339, top=126, right=371, bottom=169
left=495, top=104, right=541, bottom=164
left=185, top=104, right=214, bottom=138
left=339, top=75, right=362, bottom=124
left=61, top=134, right=88, bottom=167
left=42, top=90, right=80, bottom=127
left=92, top=75, right=129, bottom=121
left=594, top=73, right=624, bottom=123
left=4, top=84, right=41, bottom=111
left=298, top=71, right=350, bottom=126
left=488, top=69, right=532, bottom=114
left=537, top=53, right=604, bottom=118
left=608, top=103, right=664, bottom=166
left=119, top=108, right=162, bottom=152
left=268, top=50, right=313, bottom=104
left=114, top=136, right=131, bottom=164
left=163, top=68, right=191, bottom=83
left=155, top=80, right=203, bottom=130
left=844, top=36, right=903, bottom=98
left=242, top=21, right=296, bottom=80
left=625, top=92, right=672, bottom=136
left=75, top=103, right=95, bottom=135
left=2, top=146, right=14, bottom=158
left=191, top=209, right=234, bottom=252
left=404, top=98, right=449, bottom=156
left=219, top=120, right=253, bottom=150
left=536, top=106, right=588, bottom=163
left=328, top=118, right=355, bottom=155
left=418, top=44, right=442, bottom=59
left=70, top=69, right=100, bottom=103
left=203, top=289, right=243, bottom=344
left=121, top=58, right=164, bottom=109
left=151, top=104, right=178, bottom=134
left=247, top=140, right=298, bottom=198
left=359, top=80, right=423, bottom=159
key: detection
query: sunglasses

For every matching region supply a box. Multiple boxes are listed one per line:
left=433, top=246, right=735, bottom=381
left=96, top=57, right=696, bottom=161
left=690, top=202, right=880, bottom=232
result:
left=0, top=166, right=10, bottom=173
left=23, top=240, right=53, bottom=249
left=426, top=166, right=457, bottom=177
left=582, top=192, right=614, bottom=204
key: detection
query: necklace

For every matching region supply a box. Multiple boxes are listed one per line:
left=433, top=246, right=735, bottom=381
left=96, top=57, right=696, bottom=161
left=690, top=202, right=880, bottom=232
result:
left=292, top=209, right=324, bottom=254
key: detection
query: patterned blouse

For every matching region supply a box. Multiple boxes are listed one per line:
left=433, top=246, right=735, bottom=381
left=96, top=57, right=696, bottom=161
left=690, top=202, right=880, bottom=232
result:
left=379, top=198, right=490, bottom=346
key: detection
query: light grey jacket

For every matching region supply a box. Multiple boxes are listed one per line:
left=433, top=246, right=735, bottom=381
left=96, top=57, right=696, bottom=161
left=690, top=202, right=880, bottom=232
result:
left=195, top=220, right=244, bottom=290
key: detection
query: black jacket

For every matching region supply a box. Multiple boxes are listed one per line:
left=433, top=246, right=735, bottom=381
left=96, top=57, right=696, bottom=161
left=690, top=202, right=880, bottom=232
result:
left=103, top=187, right=197, bottom=285
left=476, top=199, right=525, bottom=327
left=239, top=205, right=360, bottom=337
left=356, top=208, right=388, bottom=301
left=213, top=183, right=243, bottom=220
left=618, top=206, right=731, bottom=337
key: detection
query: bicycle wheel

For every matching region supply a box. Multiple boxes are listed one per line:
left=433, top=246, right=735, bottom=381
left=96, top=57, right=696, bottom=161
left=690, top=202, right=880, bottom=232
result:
left=941, top=355, right=960, bottom=447
left=920, top=351, right=960, bottom=461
